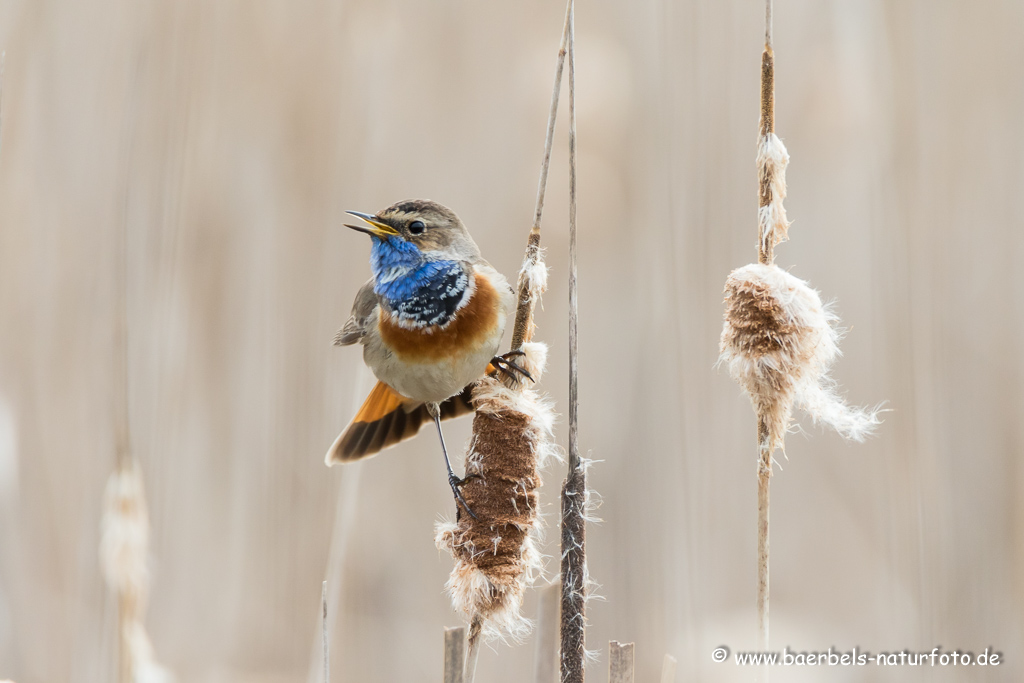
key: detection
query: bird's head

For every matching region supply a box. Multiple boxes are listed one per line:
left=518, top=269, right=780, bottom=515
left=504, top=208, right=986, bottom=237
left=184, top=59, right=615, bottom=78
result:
left=345, top=199, right=480, bottom=262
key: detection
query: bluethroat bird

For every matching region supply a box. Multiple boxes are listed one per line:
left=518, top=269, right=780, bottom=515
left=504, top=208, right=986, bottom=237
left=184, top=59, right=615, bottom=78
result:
left=325, top=199, right=530, bottom=517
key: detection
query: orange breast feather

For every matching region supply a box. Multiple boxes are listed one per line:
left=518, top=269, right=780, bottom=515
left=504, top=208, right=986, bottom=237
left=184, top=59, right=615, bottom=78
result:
left=377, top=274, right=500, bottom=363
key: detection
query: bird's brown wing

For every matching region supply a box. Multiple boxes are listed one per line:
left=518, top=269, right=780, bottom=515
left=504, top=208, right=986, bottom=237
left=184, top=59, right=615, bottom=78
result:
left=333, top=279, right=378, bottom=346
left=324, top=381, right=476, bottom=464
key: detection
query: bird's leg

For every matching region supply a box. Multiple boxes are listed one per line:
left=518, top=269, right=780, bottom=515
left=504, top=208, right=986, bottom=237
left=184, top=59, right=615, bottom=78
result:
left=491, top=351, right=534, bottom=384
left=429, top=404, right=478, bottom=520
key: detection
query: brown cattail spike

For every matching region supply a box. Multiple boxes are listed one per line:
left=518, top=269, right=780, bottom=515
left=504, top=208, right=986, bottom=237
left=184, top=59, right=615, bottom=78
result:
left=435, top=343, right=557, bottom=643
left=759, top=48, right=774, bottom=141
left=756, top=44, right=790, bottom=267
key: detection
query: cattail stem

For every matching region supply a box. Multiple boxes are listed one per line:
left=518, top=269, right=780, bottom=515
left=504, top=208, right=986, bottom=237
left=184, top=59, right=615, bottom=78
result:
left=756, top=0, right=775, bottom=662
left=559, top=5, right=587, bottom=683
left=757, top=418, right=770, bottom=653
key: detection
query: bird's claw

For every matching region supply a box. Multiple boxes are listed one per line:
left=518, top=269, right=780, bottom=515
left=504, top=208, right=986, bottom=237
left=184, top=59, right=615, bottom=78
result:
left=491, top=352, right=534, bottom=385
left=449, top=473, right=480, bottom=520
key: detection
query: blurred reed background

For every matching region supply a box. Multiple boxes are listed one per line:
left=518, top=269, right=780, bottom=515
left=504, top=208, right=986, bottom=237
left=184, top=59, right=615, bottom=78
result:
left=1, top=0, right=1022, bottom=681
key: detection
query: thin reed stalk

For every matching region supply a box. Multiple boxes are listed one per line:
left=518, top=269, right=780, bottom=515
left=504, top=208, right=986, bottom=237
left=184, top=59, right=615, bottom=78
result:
left=307, top=370, right=367, bottom=683
left=100, top=53, right=172, bottom=683
left=510, top=0, right=573, bottom=352
left=559, top=4, right=587, bottom=682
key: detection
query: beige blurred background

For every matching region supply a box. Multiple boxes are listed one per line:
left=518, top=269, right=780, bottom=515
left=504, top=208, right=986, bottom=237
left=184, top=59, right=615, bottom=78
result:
left=1, top=0, right=1022, bottom=681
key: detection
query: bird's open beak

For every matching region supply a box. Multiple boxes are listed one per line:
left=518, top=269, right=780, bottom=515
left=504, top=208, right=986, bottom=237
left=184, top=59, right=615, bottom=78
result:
left=344, top=211, right=399, bottom=238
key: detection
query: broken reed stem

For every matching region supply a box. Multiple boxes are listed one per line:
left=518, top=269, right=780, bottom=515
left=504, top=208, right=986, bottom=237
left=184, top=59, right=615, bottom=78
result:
left=532, top=581, right=560, bottom=683
left=607, top=642, right=635, bottom=683
left=464, top=616, right=482, bottom=683
left=511, top=0, right=573, bottom=352
left=444, top=626, right=467, bottom=683
left=757, top=0, right=774, bottom=659
left=560, top=4, right=587, bottom=683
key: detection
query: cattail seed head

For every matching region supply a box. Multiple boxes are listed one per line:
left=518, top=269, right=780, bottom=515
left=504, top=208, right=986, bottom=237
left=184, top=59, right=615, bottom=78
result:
left=435, top=342, right=557, bottom=642
left=719, top=263, right=881, bottom=454
left=101, top=458, right=151, bottom=613
left=100, top=459, right=175, bottom=683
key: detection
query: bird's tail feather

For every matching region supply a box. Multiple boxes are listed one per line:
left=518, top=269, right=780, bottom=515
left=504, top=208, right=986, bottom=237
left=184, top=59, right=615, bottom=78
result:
left=325, top=381, right=475, bottom=465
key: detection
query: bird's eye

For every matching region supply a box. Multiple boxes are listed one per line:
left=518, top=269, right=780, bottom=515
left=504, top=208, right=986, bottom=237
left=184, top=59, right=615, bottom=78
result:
left=408, top=220, right=426, bottom=235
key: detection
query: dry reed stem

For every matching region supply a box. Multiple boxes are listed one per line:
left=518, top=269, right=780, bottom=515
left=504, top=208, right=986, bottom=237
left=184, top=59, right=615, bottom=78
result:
left=532, top=581, right=560, bottom=683
left=510, top=0, right=571, bottom=352
left=559, top=5, right=588, bottom=683
left=659, top=655, right=677, bottom=683
left=607, top=642, right=634, bottom=683
left=444, top=626, right=466, bottom=683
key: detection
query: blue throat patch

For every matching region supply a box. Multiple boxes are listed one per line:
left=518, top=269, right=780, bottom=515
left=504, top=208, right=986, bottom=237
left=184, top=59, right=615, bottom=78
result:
left=370, top=237, right=470, bottom=327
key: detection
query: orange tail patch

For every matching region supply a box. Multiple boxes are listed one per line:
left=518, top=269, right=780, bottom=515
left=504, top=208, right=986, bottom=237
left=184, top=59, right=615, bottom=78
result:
left=325, top=381, right=475, bottom=464
left=353, top=381, right=412, bottom=423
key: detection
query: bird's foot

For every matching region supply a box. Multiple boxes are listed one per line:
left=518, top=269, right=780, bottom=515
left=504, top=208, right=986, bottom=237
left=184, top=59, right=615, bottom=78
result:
left=491, top=351, right=534, bottom=385
left=450, top=472, right=481, bottom=520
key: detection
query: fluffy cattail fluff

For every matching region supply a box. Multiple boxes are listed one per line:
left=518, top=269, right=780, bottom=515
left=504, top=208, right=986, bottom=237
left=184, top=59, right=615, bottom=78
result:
left=719, top=263, right=881, bottom=455
left=757, top=133, right=791, bottom=256
left=435, top=342, right=558, bottom=642
left=101, top=459, right=174, bottom=683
